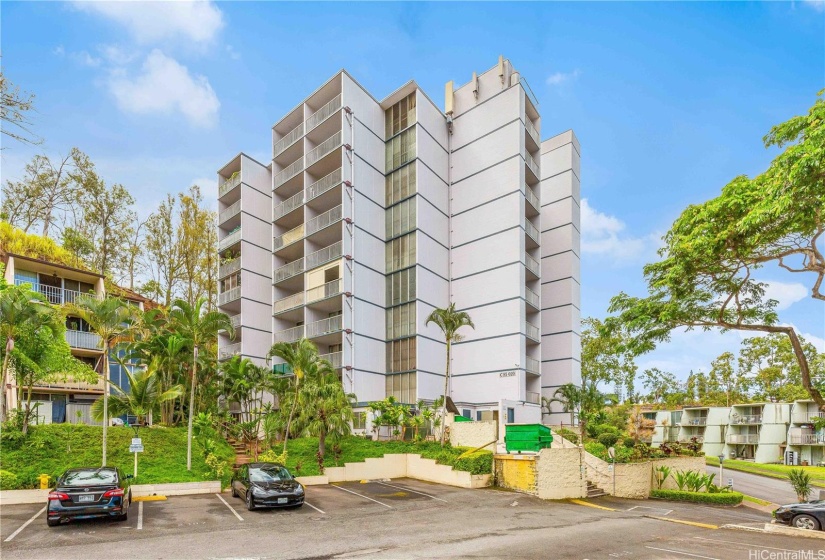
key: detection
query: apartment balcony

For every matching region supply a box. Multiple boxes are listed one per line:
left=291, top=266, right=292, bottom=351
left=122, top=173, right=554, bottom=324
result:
left=34, top=377, right=104, bottom=392
left=273, top=191, right=304, bottom=222
left=306, top=94, right=342, bottom=132
left=320, top=351, right=343, bottom=369
left=525, top=253, right=540, bottom=280
left=306, top=241, right=342, bottom=270
left=526, top=391, right=541, bottom=405
left=681, top=418, right=707, bottom=426
left=218, top=286, right=241, bottom=306
left=525, top=287, right=540, bottom=311
left=273, top=122, right=304, bottom=158
left=306, top=205, right=343, bottom=237
left=524, top=219, right=539, bottom=248
left=219, top=200, right=241, bottom=225
left=15, top=280, right=101, bottom=305
left=274, top=258, right=305, bottom=283
left=219, top=173, right=242, bottom=198
left=274, top=292, right=304, bottom=314
left=726, top=434, right=759, bottom=445
left=218, top=258, right=241, bottom=280
left=790, top=434, right=825, bottom=445
left=678, top=435, right=705, bottom=444
left=307, top=279, right=342, bottom=304
left=273, top=325, right=305, bottom=344
left=664, top=428, right=680, bottom=441
left=524, top=321, right=540, bottom=343
left=525, top=118, right=540, bottom=149
left=230, top=314, right=242, bottom=329
left=218, top=342, right=242, bottom=361
left=65, top=330, right=102, bottom=352
left=274, top=159, right=304, bottom=190
left=307, top=168, right=343, bottom=202
left=793, top=412, right=824, bottom=424
left=525, top=152, right=540, bottom=182
left=525, top=356, right=540, bottom=375
left=274, top=224, right=304, bottom=250
left=525, top=184, right=540, bottom=215
left=306, top=131, right=342, bottom=168
left=307, top=315, right=343, bottom=338
left=731, top=414, right=762, bottom=425
left=219, top=228, right=242, bottom=252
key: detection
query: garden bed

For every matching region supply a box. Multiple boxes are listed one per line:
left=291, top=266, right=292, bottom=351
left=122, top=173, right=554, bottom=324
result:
left=651, top=488, right=744, bottom=505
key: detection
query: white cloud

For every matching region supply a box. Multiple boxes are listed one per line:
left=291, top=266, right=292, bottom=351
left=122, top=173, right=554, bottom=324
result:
left=546, top=69, right=581, bottom=86
left=71, top=50, right=102, bottom=67
left=53, top=45, right=65, bottom=56
left=580, top=198, right=658, bottom=262
left=99, top=44, right=140, bottom=66
left=761, top=280, right=809, bottom=311
left=803, top=0, right=825, bottom=12
left=107, top=49, right=220, bottom=127
left=73, top=0, right=225, bottom=45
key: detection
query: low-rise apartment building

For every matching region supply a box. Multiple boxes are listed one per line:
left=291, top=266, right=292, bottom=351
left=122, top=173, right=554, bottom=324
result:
left=788, top=400, right=825, bottom=466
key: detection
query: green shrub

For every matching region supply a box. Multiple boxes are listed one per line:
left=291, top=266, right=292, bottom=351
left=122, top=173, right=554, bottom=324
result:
left=556, top=428, right=579, bottom=444
left=0, top=470, right=20, bottom=490
left=651, top=489, right=743, bottom=506
left=598, top=433, right=620, bottom=448
left=622, top=438, right=636, bottom=449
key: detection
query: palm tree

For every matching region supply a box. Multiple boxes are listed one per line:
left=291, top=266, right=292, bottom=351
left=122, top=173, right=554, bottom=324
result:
left=788, top=469, right=813, bottom=502
left=267, top=338, right=319, bottom=454
left=425, top=303, right=474, bottom=446
left=296, top=358, right=354, bottom=471
left=221, top=356, right=260, bottom=421
left=91, top=359, right=184, bottom=425
left=544, top=383, right=582, bottom=427
left=67, top=294, right=136, bottom=466
left=168, top=297, right=233, bottom=471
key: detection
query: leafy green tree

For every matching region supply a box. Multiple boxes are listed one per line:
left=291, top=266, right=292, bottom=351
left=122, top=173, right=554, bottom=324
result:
left=168, top=297, right=233, bottom=471
left=91, top=359, right=183, bottom=425
left=710, top=351, right=749, bottom=406
left=738, top=334, right=816, bottom=402
left=425, top=303, right=475, bottom=446
left=608, top=92, right=825, bottom=411
left=543, top=384, right=581, bottom=427
left=221, top=356, right=265, bottom=422
left=67, top=294, right=137, bottom=465
left=641, top=368, right=682, bottom=405
left=267, top=338, right=320, bottom=454
left=584, top=317, right=639, bottom=402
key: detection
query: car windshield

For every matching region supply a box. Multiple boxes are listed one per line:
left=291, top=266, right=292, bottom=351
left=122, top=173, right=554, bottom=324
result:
left=249, top=465, right=292, bottom=483
left=62, top=469, right=118, bottom=486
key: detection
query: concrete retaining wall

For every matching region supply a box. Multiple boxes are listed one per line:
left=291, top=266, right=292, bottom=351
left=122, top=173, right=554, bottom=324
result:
left=0, top=489, right=50, bottom=506
left=0, top=481, right=222, bottom=504
left=584, top=452, right=706, bottom=498
left=450, top=421, right=498, bottom=451
left=536, top=447, right=587, bottom=500
left=494, top=454, right=538, bottom=494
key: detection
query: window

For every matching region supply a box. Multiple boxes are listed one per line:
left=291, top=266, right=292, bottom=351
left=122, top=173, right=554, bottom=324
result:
left=385, top=127, right=416, bottom=171
left=386, top=197, right=416, bottom=239
left=386, top=337, right=416, bottom=373
left=462, top=409, right=472, bottom=419
left=386, top=268, right=416, bottom=307
left=476, top=411, right=482, bottom=421
left=385, top=372, right=417, bottom=404
left=385, top=232, right=416, bottom=273
left=385, top=163, right=417, bottom=206
left=353, top=411, right=367, bottom=430
left=386, top=302, right=416, bottom=340
left=507, top=408, right=515, bottom=424
left=221, top=272, right=241, bottom=292
left=385, top=92, right=417, bottom=138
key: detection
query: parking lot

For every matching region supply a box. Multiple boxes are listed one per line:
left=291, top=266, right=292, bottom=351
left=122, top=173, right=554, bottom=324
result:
left=1, top=479, right=819, bottom=559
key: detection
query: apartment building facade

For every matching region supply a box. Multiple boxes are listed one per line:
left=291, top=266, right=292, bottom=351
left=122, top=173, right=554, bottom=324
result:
left=216, top=57, right=581, bottom=435
left=2, top=252, right=150, bottom=425
left=788, top=400, right=825, bottom=466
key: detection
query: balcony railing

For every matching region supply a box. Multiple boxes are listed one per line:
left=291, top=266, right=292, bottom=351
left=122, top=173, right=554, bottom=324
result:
left=219, top=200, right=241, bottom=224
left=14, top=280, right=101, bottom=305
left=524, top=321, right=540, bottom=342
left=306, top=131, right=342, bottom=168
left=525, top=254, right=540, bottom=278
left=306, top=241, right=342, bottom=270
left=274, top=258, right=305, bottom=283
left=525, top=287, right=540, bottom=310
left=682, top=418, right=707, bottom=426
left=65, top=330, right=102, bottom=351
left=307, top=168, right=343, bottom=201
left=273, top=325, right=304, bottom=344
left=219, top=173, right=241, bottom=198
left=273, top=191, right=304, bottom=221
left=679, top=435, right=705, bottom=444
left=307, top=315, right=343, bottom=338
left=790, top=434, right=825, bottom=445
left=273, top=159, right=304, bottom=189
left=524, top=219, right=539, bottom=244
left=274, top=224, right=304, bottom=250
left=273, top=292, right=304, bottom=314
left=525, top=185, right=540, bottom=212
left=793, top=412, right=824, bottom=424
left=219, top=228, right=242, bottom=251
left=219, top=259, right=241, bottom=279
left=320, top=351, right=343, bottom=369
left=306, top=94, right=342, bottom=132
left=230, top=314, right=242, bottom=329
left=664, top=428, right=680, bottom=441
left=525, top=119, right=540, bottom=146
left=525, top=356, right=540, bottom=375
left=35, top=377, right=104, bottom=392
left=525, top=152, right=540, bottom=179
left=731, top=414, right=762, bottom=425
left=306, top=204, right=343, bottom=237
left=526, top=391, right=541, bottom=405
left=273, top=122, right=304, bottom=158
left=218, top=342, right=241, bottom=361
left=307, top=278, right=342, bottom=304
left=218, top=286, right=241, bottom=306
left=726, top=434, right=759, bottom=444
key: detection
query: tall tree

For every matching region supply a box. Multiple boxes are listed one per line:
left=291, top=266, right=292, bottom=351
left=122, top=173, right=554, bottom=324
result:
left=143, top=194, right=182, bottom=306
left=425, top=303, right=475, bottom=446
left=0, top=70, right=41, bottom=147
left=710, top=351, right=748, bottom=406
left=177, top=186, right=217, bottom=308
left=608, top=92, right=825, bottom=411
left=267, top=338, right=320, bottom=455
left=91, top=359, right=183, bottom=426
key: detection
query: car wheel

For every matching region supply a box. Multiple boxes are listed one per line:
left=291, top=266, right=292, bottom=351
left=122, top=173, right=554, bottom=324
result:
left=231, top=486, right=238, bottom=498
left=118, top=509, right=128, bottom=522
left=246, top=491, right=255, bottom=511
left=47, top=518, right=60, bottom=527
left=793, top=514, right=820, bottom=531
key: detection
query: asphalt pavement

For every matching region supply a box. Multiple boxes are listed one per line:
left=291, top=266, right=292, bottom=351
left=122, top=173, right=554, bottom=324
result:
left=705, top=465, right=800, bottom=505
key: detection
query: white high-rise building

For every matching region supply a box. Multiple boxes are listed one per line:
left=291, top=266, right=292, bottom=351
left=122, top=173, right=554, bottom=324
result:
left=216, top=57, right=581, bottom=436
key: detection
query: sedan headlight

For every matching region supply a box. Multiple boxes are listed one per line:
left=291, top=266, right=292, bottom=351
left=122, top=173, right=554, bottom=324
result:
left=295, top=485, right=305, bottom=496
left=773, top=507, right=787, bottom=515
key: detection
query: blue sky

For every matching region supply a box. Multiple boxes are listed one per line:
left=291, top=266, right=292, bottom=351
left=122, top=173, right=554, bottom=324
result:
left=2, top=1, right=823, bottom=380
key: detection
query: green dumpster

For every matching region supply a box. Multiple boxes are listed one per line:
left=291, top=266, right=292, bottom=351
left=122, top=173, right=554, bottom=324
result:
left=453, top=415, right=471, bottom=423
left=504, top=423, right=553, bottom=453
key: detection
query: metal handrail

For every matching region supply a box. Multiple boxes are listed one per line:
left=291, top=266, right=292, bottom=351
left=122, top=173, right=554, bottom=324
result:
left=219, top=229, right=242, bottom=251
left=219, top=173, right=241, bottom=197
left=306, top=168, right=343, bottom=201
left=306, top=94, right=342, bottom=132
left=525, top=254, right=540, bottom=277
left=274, top=258, right=305, bottom=283
left=274, top=224, right=304, bottom=250
left=218, top=286, right=241, bottom=306
left=65, top=330, right=102, bottom=351
left=306, top=314, right=343, bottom=338
left=306, top=241, right=342, bottom=270
left=219, top=259, right=241, bottom=279
left=790, top=434, right=825, bottom=445
left=273, top=292, right=304, bottom=314
left=219, top=200, right=241, bottom=224
left=306, top=278, right=342, bottom=304
left=14, top=281, right=101, bottom=305
left=731, top=414, right=762, bottom=424
left=273, top=325, right=304, bottom=344
left=273, top=122, right=304, bottom=158
left=273, top=191, right=304, bottom=220
left=306, top=131, right=342, bottom=167
left=525, top=356, right=540, bottom=375
left=273, top=159, right=304, bottom=189
left=524, top=321, right=539, bottom=342
left=306, top=204, right=342, bottom=236
left=525, top=287, right=540, bottom=310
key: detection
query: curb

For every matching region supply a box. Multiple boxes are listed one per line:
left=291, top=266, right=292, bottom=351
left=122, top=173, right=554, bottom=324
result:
left=722, top=522, right=825, bottom=540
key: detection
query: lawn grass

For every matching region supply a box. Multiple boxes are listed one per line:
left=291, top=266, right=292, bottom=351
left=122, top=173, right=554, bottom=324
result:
left=705, top=456, right=825, bottom=488
left=742, top=494, right=773, bottom=506
left=278, top=436, right=492, bottom=477
left=0, top=424, right=234, bottom=489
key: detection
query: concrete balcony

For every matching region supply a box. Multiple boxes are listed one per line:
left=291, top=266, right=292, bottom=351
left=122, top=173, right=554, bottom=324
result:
left=15, top=281, right=100, bottom=305
left=65, top=330, right=102, bottom=351
left=219, top=228, right=242, bottom=251
left=274, top=159, right=304, bottom=189
left=793, top=412, right=824, bottom=424
left=306, top=94, right=341, bottom=132
left=230, top=314, right=242, bottom=329
left=218, top=342, right=241, bottom=361
left=273, top=292, right=304, bottom=314
left=789, top=434, right=825, bottom=445
left=525, top=152, right=540, bottom=181
left=524, top=253, right=540, bottom=279
left=219, top=200, right=241, bottom=225
left=526, top=391, right=541, bottom=405
left=274, top=258, right=305, bottom=283
left=525, top=118, right=540, bottom=147
left=307, top=241, right=343, bottom=270
left=274, top=224, right=304, bottom=250
left=306, top=205, right=342, bottom=237
left=320, top=351, right=343, bottom=369
left=307, top=278, right=342, bottom=304
left=307, top=168, right=342, bottom=202
left=273, top=325, right=304, bottom=344
left=525, top=356, right=540, bottom=375
left=218, top=286, right=241, bottom=306
left=219, top=173, right=241, bottom=198
left=524, top=219, right=539, bottom=246
left=307, top=315, right=343, bottom=338
left=525, top=287, right=540, bottom=311
left=273, top=191, right=304, bottom=221
left=218, top=258, right=241, bottom=279
left=731, top=414, right=762, bottom=425
left=524, top=321, right=539, bottom=343
left=726, top=434, right=759, bottom=444
left=681, top=418, right=707, bottom=426
left=678, top=435, right=705, bottom=443
left=273, top=122, right=304, bottom=158
left=525, top=185, right=540, bottom=213
left=306, top=131, right=342, bottom=168
left=35, top=377, right=104, bottom=392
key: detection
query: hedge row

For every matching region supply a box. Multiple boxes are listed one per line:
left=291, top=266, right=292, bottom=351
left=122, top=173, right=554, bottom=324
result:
left=651, top=489, right=744, bottom=506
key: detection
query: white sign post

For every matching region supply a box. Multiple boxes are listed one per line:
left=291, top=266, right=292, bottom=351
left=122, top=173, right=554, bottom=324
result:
left=130, top=437, right=144, bottom=478
left=608, top=446, right=616, bottom=496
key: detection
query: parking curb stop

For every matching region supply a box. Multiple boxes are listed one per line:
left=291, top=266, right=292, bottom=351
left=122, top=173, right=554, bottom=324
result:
left=133, top=495, right=167, bottom=502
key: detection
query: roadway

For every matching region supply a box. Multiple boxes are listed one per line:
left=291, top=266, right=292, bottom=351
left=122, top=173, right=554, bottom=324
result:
left=706, top=465, right=801, bottom=505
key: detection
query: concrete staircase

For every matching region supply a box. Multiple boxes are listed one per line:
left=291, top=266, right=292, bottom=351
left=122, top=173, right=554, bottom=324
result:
left=229, top=439, right=251, bottom=468
left=587, top=480, right=607, bottom=498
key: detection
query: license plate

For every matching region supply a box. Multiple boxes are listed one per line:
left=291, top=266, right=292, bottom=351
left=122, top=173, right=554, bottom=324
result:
left=277, top=497, right=288, bottom=504
left=78, top=494, right=95, bottom=502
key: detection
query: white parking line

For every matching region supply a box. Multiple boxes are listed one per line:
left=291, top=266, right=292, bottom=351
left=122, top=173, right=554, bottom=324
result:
left=137, top=501, right=143, bottom=530
left=215, top=493, right=244, bottom=521
left=627, top=505, right=672, bottom=516
left=693, top=536, right=801, bottom=553
left=645, top=546, right=720, bottom=560
left=4, top=506, right=46, bottom=542
left=330, top=484, right=392, bottom=509
left=375, top=481, right=448, bottom=503
left=303, top=501, right=325, bottom=514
